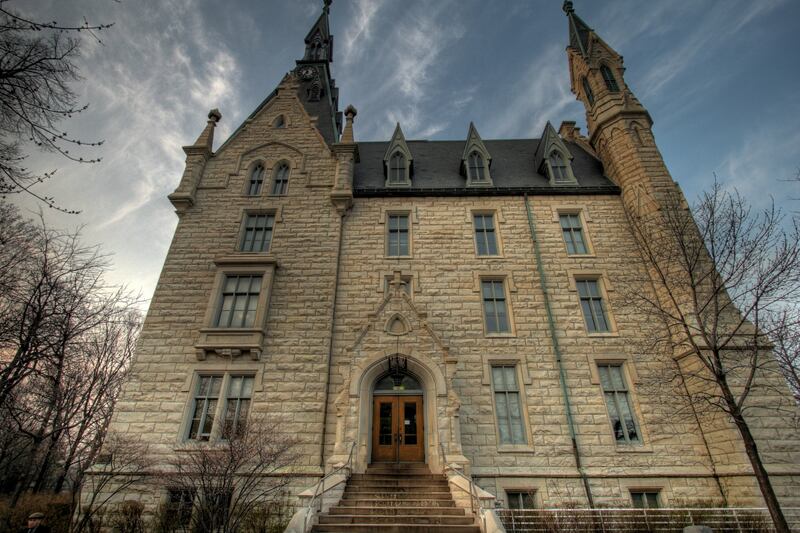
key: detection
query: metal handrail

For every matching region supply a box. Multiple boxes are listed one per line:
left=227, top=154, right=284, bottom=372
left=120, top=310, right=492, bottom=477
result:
left=303, top=442, right=355, bottom=531
left=439, top=440, right=482, bottom=522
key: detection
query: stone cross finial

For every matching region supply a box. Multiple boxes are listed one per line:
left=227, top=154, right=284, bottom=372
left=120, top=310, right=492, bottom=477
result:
left=563, top=0, right=574, bottom=14
left=388, top=271, right=405, bottom=295
left=340, top=105, right=358, bottom=144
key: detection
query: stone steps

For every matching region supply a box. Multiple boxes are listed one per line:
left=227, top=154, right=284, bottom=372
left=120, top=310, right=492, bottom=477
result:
left=311, top=463, right=480, bottom=533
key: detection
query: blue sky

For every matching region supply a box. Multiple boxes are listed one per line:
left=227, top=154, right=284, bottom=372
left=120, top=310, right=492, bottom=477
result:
left=14, top=0, right=800, bottom=303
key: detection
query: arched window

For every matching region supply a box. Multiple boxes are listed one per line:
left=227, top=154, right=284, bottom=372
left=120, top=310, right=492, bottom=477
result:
left=248, top=164, right=265, bottom=196
left=468, top=151, right=486, bottom=181
left=270, top=163, right=290, bottom=195
left=273, top=115, right=286, bottom=129
left=548, top=151, right=570, bottom=183
left=388, top=152, right=406, bottom=184
left=375, top=372, right=422, bottom=392
left=582, top=76, right=595, bottom=106
left=600, top=65, right=619, bottom=92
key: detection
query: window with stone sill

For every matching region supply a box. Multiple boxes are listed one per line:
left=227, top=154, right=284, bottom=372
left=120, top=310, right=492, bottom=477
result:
left=481, top=279, right=511, bottom=334
left=630, top=490, right=660, bottom=509
left=559, top=213, right=588, bottom=255
left=598, top=363, right=641, bottom=445
left=386, top=213, right=410, bottom=257
left=186, top=374, right=254, bottom=441
left=270, top=162, right=290, bottom=196
left=214, top=275, right=262, bottom=328
left=491, top=365, right=526, bottom=445
left=474, top=213, right=499, bottom=256
left=506, top=490, right=535, bottom=509
left=239, top=214, right=275, bottom=253
left=576, top=278, right=610, bottom=333
left=387, top=152, right=408, bottom=186
left=467, top=151, right=488, bottom=183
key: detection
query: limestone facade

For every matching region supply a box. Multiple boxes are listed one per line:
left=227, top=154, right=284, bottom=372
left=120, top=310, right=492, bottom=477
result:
left=92, top=0, right=800, bottom=518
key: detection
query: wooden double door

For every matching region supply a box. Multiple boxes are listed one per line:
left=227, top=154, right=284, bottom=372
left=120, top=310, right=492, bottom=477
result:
left=371, top=395, right=424, bottom=462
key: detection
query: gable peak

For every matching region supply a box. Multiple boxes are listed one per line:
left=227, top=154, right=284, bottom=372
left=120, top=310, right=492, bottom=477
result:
left=462, top=122, right=491, bottom=161
left=384, top=123, right=412, bottom=161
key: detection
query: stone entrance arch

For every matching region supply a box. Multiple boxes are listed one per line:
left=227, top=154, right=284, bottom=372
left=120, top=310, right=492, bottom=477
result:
left=349, top=351, right=447, bottom=472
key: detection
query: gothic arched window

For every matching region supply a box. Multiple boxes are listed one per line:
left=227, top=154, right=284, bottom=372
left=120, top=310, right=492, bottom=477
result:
left=248, top=163, right=265, bottom=196
left=468, top=151, right=486, bottom=181
left=582, top=76, right=595, bottom=106
left=600, top=65, right=620, bottom=92
left=273, top=115, right=286, bottom=129
left=548, top=151, right=570, bottom=183
left=388, top=152, right=407, bottom=185
left=270, top=163, right=290, bottom=196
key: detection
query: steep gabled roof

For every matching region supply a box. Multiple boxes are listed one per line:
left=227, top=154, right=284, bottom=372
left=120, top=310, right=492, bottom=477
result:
left=563, top=1, right=593, bottom=58
left=533, top=121, right=573, bottom=173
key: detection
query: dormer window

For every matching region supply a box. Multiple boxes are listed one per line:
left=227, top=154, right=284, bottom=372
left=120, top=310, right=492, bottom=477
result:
left=548, top=152, right=570, bottom=183
left=582, top=76, right=595, bottom=106
left=388, top=152, right=406, bottom=185
left=468, top=152, right=486, bottom=182
left=600, top=65, right=620, bottom=92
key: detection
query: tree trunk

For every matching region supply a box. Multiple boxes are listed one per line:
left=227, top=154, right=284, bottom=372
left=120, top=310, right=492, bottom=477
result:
left=731, top=408, right=790, bottom=533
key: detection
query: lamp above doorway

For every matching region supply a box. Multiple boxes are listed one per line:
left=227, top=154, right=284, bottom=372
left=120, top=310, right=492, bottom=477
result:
left=386, top=354, right=408, bottom=388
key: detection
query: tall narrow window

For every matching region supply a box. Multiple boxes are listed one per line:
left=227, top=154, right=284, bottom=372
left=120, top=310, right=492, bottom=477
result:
left=507, top=491, right=535, bottom=509
left=248, top=164, right=265, bottom=196
left=188, top=375, right=222, bottom=441
left=630, top=491, right=659, bottom=509
left=240, top=214, right=275, bottom=253
left=601, top=65, right=620, bottom=92
left=576, top=279, right=610, bottom=332
left=491, top=366, right=526, bottom=445
left=474, top=213, right=498, bottom=256
left=270, top=163, right=290, bottom=195
left=482, top=279, right=510, bottom=333
left=215, top=275, right=262, bottom=328
left=598, top=364, right=640, bottom=444
left=559, top=213, right=588, bottom=254
left=386, top=214, right=409, bottom=256
left=582, top=76, right=595, bottom=106
left=167, top=489, right=195, bottom=527
left=548, top=151, right=570, bottom=183
left=388, top=152, right=407, bottom=185
left=468, top=152, right=485, bottom=181
left=223, top=375, right=254, bottom=439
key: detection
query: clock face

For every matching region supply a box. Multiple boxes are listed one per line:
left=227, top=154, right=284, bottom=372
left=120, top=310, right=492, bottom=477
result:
left=299, top=66, right=316, bottom=81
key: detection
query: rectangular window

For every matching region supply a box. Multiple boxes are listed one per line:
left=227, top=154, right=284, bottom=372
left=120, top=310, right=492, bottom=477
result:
left=491, top=365, right=526, bottom=445
left=215, top=275, right=262, bottom=328
left=240, top=214, right=275, bottom=252
left=166, top=489, right=195, bottom=527
left=576, top=279, right=610, bottom=332
left=222, top=375, right=254, bottom=439
left=598, top=364, right=640, bottom=444
left=387, top=214, right=409, bottom=256
left=630, top=491, right=660, bottom=509
left=559, top=213, right=588, bottom=254
left=482, top=279, right=510, bottom=333
left=188, top=375, right=222, bottom=441
left=474, top=214, right=498, bottom=256
left=507, top=491, right=535, bottom=509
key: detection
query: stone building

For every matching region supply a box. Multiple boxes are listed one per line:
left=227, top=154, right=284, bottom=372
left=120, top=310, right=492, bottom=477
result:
left=99, top=0, right=799, bottom=528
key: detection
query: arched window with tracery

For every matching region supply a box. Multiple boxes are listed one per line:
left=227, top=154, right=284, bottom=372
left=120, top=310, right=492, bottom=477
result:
left=270, top=163, right=290, bottom=196
left=388, top=152, right=407, bottom=185
left=468, top=151, right=486, bottom=181
left=548, top=151, right=570, bottom=183
left=248, top=164, right=265, bottom=196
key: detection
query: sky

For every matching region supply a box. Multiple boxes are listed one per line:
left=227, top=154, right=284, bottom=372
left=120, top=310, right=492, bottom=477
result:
left=12, top=0, right=800, bottom=308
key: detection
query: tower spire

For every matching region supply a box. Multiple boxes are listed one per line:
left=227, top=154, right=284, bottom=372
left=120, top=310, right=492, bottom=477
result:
left=563, top=0, right=592, bottom=58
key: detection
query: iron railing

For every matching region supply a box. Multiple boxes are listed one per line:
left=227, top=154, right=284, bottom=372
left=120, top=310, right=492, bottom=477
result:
left=497, top=507, right=800, bottom=533
left=439, top=440, right=485, bottom=530
left=303, top=442, right=355, bottom=531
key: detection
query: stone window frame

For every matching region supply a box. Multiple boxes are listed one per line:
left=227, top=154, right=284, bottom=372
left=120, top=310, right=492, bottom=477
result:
left=473, top=272, right=518, bottom=337
left=235, top=207, right=283, bottom=254
left=568, top=271, right=618, bottom=337
left=269, top=160, right=292, bottom=196
left=545, top=148, right=578, bottom=186
left=385, top=150, right=412, bottom=187
left=495, top=479, right=545, bottom=509
left=628, top=488, right=663, bottom=509
left=600, top=63, right=620, bottom=93
left=271, top=114, right=288, bottom=129
left=552, top=206, right=594, bottom=257
left=380, top=206, right=418, bottom=259
left=176, top=369, right=262, bottom=444
left=471, top=210, right=504, bottom=257
left=195, top=256, right=277, bottom=361
left=245, top=160, right=267, bottom=196
left=581, top=75, right=595, bottom=106
left=488, top=363, right=534, bottom=452
left=591, top=358, right=652, bottom=451
left=621, top=480, right=667, bottom=506
left=464, top=148, right=493, bottom=187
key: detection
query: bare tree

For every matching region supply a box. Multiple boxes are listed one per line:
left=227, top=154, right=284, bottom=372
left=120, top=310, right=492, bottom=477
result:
left=627, top=182, right=800, bottom=533
left=160, top=420, right=297, bottom=533
left=768, top=309, right=800, bottom=404
left=0, top=2, right=112, bottom=212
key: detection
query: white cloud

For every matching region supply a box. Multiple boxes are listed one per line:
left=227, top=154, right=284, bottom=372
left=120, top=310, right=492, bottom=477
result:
left=342, top=0, right=387, bottom=65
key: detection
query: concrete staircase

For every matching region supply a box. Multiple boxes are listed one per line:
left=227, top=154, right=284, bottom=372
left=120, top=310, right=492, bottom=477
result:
left=311, top=462, right=480, bottom=533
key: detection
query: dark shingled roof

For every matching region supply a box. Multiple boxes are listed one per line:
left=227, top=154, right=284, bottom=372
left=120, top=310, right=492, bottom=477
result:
left=353, top=139, right=619, bottom=197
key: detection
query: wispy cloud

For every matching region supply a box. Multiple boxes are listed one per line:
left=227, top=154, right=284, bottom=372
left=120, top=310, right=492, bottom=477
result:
left=342, top=0, right=387, bottom=65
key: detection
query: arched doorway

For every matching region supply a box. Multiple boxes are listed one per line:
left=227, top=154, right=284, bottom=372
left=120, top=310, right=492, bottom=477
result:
left=371, top=371, right=425, bottom=462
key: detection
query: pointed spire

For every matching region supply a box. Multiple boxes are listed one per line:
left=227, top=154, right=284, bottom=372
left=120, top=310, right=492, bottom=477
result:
left=563, top=1, right=592, bottom=58
left=191, top=108, right=221, bottom=152
left=461, top=122, right=491, bottom=162
left=303, top=1, right=334, bottom=62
